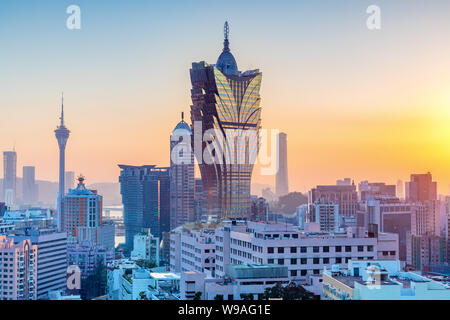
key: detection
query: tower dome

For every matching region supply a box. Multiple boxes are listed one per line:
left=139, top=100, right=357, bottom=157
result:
left=172, top=112, right=192, bottom=136
left=216, top=21, right=238, bottom=75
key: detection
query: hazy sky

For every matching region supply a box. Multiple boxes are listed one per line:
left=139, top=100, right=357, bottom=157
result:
left=1, top=0, right=450, bottom=194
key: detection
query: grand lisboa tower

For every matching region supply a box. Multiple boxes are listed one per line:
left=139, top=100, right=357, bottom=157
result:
left=189, top=21, right=262, bottom=219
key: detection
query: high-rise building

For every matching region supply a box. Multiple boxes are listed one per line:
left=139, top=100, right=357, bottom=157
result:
left=308, top=198, right=340, bottom=232
left=54, top=95, right=70, bottom=231
left=0, top=235, right=37, bottom=300
left=358, top=181, right=396, bottom=201
left=12, top=228, right=67, bottom=300
left=396, top=179, right=404, bottom=199
left=309, top=183, right=357, bottom=218
left=276, top=132, right=289, bottom=198
left=170, top=113, right=195, bottom=229
left=190, top=22, right=262, bottom=219
left=61, top=176, right=106, bottom=245
left=3, top=151, right=17, bottom=207
left=22, top=166, right=38, bottom=205
left=194, top=178, right=204, bottom=222
left=405, top=172, right=437, bottom=202
left=65, top=171, right=75, bottom=193
left=118, top=165, right=170, bottom=248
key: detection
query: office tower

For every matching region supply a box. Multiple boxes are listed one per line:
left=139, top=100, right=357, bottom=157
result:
left=65, top=171, right=75, bottom=193
left=0, top=235, right=38, bottom=300
left=12, top=228, right=67, bottom=299
left=309, top=183, right=357, bottom=217
left=190, top=21, right=262, bottom=218
left=358, top=181, right=396, bottom=201
left=397, top=180, right=404, bottom=199
left=405, top=172, right=437, bottom=202
left=61, top=176, right=104, bottom=239
left=308, top=198, right=340, bottom=232
left=276, top=132, right=289, bottom=198
left=250, top=197, right=268, bottom=222
left=336, top=178, right=352, bottom=186
left=118, top=165, right=170, bottom=248
left=170, top=113, right=195, bottom=229
left=54, top=95, right=70, bottom=231
left=3, top=151, right=17, bottom=207
left=22, top=166, right=38, bottom=205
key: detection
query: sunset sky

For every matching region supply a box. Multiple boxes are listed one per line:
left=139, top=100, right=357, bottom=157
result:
left=1, top=0, right=450, bottom=194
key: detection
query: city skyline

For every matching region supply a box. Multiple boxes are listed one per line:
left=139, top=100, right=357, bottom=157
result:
left=2, top=0, right=450, bottom=195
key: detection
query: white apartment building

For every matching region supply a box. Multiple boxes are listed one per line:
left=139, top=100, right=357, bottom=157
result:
left=214, top=221, right=398, bottom=281
left=131, top=229, right=160, bottom=265
left=181, top=264, right=290, bottom=300
left=170, top=221, right=398, bottom=284
left=322, top=259, right=450, bottom=300
left=170, top=228, right=215, bottom=274
left=13, top=229, right=67, bottom=299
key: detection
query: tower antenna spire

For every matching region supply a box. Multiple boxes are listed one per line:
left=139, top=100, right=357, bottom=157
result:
left=60, top=92, right=65, bottom=127
left=223, top=21, right=230, bottom=52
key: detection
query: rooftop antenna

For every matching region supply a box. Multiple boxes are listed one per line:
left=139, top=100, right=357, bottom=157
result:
left=181, top=111, right=184, bottom=121
left=60, top=92, right=65, bottom=127
left=223, top=21, right=230, bottom=52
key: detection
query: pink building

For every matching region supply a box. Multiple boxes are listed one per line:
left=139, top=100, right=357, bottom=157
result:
left=0, top=235, right=37, bottom=300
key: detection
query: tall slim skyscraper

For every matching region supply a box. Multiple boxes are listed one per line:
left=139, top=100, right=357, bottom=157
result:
left=65, top=171, right=75, bottom=193
left=22, top=166, right=38, bottom=205
left=170, top=113, right=195, bottom=229
left=3, top=151, right=17, bottom=207
left=190, top=21, right=262, bottom=218
left=118, top=165, right=170, bottom=248
left=276, top=132, right=289, bottom=197
left=54, top=95, right=70, bottom=231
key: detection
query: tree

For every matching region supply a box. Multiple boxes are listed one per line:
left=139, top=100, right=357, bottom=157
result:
left=263, top=282, right=284, bottom=299
left=263, top=282, right=315, bottom=300
left=282, top=282, right=315, bottom=300
left=270, top=192, right=308, bottom=215
left=135, top=259, right=157, bottom=269
left=214, top=294, right=224, bottom=300
left=193, top=291, right=202, bottom=300
left=81, top=259, right=107, bottom=300
left=240, top=293, right=254, bottom=300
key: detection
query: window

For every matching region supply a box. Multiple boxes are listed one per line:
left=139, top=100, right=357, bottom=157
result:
left=345, top=246, right=352, bottom=252
left=278, top=259, right=284, bottom=265
left=358, top=246, right=364, bottom=252
left=323, top=258, right=330, bottom=264
left=323, top=246, right=329, bottom=253
left=290, top=247, right=297, bottom=253
left=367, top=245, right=374, bottom=252
left=301, top=258, right=307, bottom=265
left=301, top=270, right=307, bottom=276
left=382, top=251, right=389, bottom=256
left=268, top=247, right=274, bottom=254
left=313, top=269, right=320, bottom=275
left=268, top=259, right=274, bottom=264
left=390, top=251, right=396, bottom=256
left=313, top=258, right=320, bottom=264
left=278, top=247, right=284, bottom=254
left=313, top=246, right=319, bottom=253
left=300, top=247, right=307, bottom=253
left=345, top=257, right=351, bottom=263
left=335, top=246, right=342, bottom=252
left=335, top=257, right=342, bottom=264
left=290, top=270, right=297, bottom=277
left=290, top=258, right=297, bottom=265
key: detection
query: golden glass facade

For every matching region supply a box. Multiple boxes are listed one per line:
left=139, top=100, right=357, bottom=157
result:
left=190, top=61, right=262, bottom=218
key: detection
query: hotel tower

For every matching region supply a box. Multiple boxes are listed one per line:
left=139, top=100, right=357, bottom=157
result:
left=189, top=22, right=262, bottom=218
